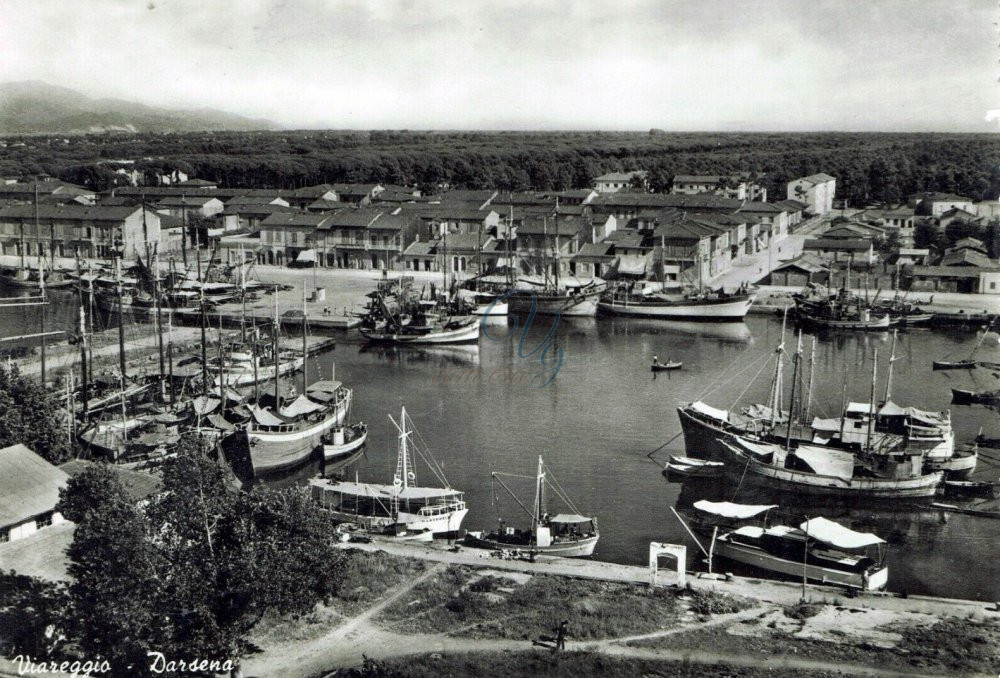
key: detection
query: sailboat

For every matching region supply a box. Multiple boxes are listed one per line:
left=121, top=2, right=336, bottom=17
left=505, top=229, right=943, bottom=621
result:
left=933, top=319, right=995, bottom=370
left=599, top=237, right=754, bottom=321
left=506, top=215, right=605, bottom=317
left=465, top=456, right=599, bottom=557
left=360, top=275, right=480, bottom=344
left=221, top=287, right=352, bottom=475
left=676, top=324, right=950, bottom=497
left=309, top=406, right=468, bottom=535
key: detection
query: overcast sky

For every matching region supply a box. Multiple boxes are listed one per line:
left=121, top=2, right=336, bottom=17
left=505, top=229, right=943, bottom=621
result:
left=2, top=0, right=996, bottom=131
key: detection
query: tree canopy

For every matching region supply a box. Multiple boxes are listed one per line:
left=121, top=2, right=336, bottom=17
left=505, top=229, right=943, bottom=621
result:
left=0, top=364, right=71, bottom=464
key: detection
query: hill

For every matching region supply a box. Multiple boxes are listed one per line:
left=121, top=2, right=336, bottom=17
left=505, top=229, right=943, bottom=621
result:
left=0, top=81, right=275, bottom=134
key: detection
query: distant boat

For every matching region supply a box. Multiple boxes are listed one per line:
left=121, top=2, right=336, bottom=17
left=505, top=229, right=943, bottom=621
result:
left=465, top=456, right=599, bottom=557
left=951, top=388, right=1000, bottom=406
left=309, top=406, right=468, bottom=536
left=651, top=358, right=682, bottom=372
left=507, top=277, right=605, bottom=317
left=600, top=285, right=755, bottom=321
left=933, top=319, right=995, bottom=370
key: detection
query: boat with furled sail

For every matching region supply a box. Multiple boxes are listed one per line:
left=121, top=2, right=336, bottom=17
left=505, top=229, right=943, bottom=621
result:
left=309, top=406, right=468, bottom=536
left=464, top=456, right=599, bottom=557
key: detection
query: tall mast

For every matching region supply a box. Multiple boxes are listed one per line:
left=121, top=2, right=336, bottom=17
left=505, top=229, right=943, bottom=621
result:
left=31, top=180, right=38, bottom=269
left=38, top=259, right=46, bottom=385
left=768, top=308, right=788, bottom=428
left=506, top=206, right=514, bottom=286
left=301, top=283, right=308, bottom=393
left=660, top=235, right=666, bottom=285
left=883, top=329, right=898, bottom=405
left=240, top=247, right=247, bottom=343
left=153, top=246, right=165, bottom=399
left=532, top=456, right=545, bottom=528
left=79, top=305, right=89, bottom=417
left=541, top=216, right=549, bottom=286
left=441, top=223, right=448, bottom=296
left=866, top=349, right=879, bottom=452
left=198, top=243, right=207, bottom=389
left=115, top=256, right=126, bottom=382
left=218, top=313, right=226, bottom=415
left=553, top=207, right=560, bottom=289
left=166, top=308, right=175, bottom=406
left=272, top=289, right=279, bottom=404
left=180, top=194, right=188, bottom=267
left=804, top=336, right=816, bottom=423
left=784, top=330, right=802, bottom=450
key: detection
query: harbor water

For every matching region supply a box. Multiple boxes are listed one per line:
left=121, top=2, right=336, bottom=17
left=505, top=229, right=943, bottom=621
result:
left=4, top=291, right=1000, bottom=601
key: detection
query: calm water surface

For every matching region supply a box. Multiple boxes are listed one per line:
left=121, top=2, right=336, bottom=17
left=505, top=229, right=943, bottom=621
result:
left=4, top=288, right=1000, bottom=601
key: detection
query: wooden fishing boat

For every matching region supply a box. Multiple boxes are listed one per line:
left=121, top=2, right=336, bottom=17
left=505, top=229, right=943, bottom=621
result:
left=721, top=438, right=943, bottom=500
left=465, top=456, right=599, bottom=557
left=600, top=287, right=755, bottom=321
left=711, top=517, right=889, bottom=590
left=798, top=309, right=892, bottom=330
left=309, top=407, right=468, bottom=536
left=361, top=315, right=480, bottom=344
left=321, top=422, right=368, bottom=463
left=951, top=388, right=1000, bottom=406
left=651, top=359, right=683, bottom=372
left=506, top=279, right=605, bottom=317
left=663, top=455, right=724, bottom=480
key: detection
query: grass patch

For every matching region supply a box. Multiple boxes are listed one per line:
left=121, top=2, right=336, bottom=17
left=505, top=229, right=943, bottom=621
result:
left=252, top=550, right=426, bottom=646
left=324, top=650, right=845, bottom=678
left=784, top=602, right=825, bottom=621
left=684, top=588, right=755, bottom=616
left=897, top=618, right=1000, bottom=675
left=378, top=565, right=697, bottom=640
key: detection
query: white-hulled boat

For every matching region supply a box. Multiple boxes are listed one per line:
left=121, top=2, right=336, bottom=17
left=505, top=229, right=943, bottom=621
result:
left=711, top=516, right=889, bottom=591
left=465, top=456, right=599, bottom=557
left=599, top=282, right=755, bottom=321
left=212, top=352, right=304, bottom=387
left=321, top=422, right=368, bottom=463
left=222, top=380, right=352, bottom=475
left=309, top=407, right=468, bottom=535
left=360, top=314, right=480, bottom=344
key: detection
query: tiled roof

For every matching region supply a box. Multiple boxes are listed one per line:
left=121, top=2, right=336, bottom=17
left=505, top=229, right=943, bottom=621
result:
left=803, top=238, right=872, bottom=251
left=0, top=204, right=145, bottom=222
left=595, top=171, right=647, bottom=181
left=0, top=444, right=69, bottom=527
left=60, top=460, right=162, bottom=502
left=516, top=215, right=586, bottom=236
left=260, top=212, right=331, bottom=228
left=574, top=242, right=614, bottom=258
left=403, top=240, right=437, bottom=257
left=155, top=196, right=221, bottom=207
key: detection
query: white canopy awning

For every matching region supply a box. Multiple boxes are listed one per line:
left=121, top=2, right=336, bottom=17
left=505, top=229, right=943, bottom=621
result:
left=616, top=255, right=647, bottom=276
left=693, top=500, right=778, bottom=519
left=249, top=404, right=287, bottom=427
left=278, top=393, right=326, bottom=418
left=192, top=395, right=220, bottom=415
left=792, top=445, right=854, bottom=480
left=800, top=516, right=884, bottom=549
left=311, top=480, right=462, bottom=501
left=549, top=514, right=593, bottom=524
left=295, top=249, right=317, bottom=263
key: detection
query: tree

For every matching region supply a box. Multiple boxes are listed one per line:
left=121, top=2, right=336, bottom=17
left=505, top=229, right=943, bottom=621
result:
left=913, top=220, right=945, bottom=251
left=57, top=464, right=166, bottom=678
left=0, top=364, right=71, bottom=464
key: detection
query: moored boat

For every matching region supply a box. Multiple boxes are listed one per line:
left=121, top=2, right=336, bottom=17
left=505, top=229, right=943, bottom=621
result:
left=321, top=422, right=368, bottom=463
left=309, top=406, right=468, bottom=536
left=464, top=456, right=599, bottom=557
left=599, top=284, right=754, bottom=321
left=651, top=357, right=683, bottom=372
left=663, top=455, right=724, bottom=481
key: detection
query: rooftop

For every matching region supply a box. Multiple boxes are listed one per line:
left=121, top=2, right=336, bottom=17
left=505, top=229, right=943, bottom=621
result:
left=0, top=444, right=69, bottom=527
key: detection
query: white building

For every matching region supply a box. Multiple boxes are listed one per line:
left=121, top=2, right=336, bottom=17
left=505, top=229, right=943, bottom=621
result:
left=594, top=171, right=648, bottom=194
left=0, top=444, right=69, bottom=544
left=787, top=173, right=836, bottom=215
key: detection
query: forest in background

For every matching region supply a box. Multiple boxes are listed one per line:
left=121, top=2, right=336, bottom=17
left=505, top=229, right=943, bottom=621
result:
left=2, top=130, right=999, bottom=206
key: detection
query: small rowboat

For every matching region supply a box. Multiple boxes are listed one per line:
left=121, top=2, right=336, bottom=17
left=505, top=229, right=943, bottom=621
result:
left=663, top=455, right=725, bottom=480
left=952, top=388, right=1000, bottom=406
left=932, top=359, right=976, bottom=370
left=651, top=360, right=683, bottom=372
left=943, top=480, right=995, bottom=499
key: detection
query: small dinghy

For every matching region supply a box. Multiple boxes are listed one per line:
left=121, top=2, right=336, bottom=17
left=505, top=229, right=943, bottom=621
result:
left=943, top=480, right=995, bottom=499
left=663, top=455, right=725, bottom=480
left=321, top=422, right=368, bottom=463
left=651, top=356, right=682, bottom=372
left=932, top=359, right=976, bottom=371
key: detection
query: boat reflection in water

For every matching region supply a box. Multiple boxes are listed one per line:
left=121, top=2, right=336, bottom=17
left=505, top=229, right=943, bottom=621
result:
left=358, top=342, right=480, bottom=369
left=601, top=318, right=753, bottom=344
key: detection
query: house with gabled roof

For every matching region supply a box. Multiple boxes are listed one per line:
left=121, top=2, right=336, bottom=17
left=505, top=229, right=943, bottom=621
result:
left=0, top=444, right=69, bottom=544
left=671, top=173, right=766, bottom=201
left=787, top=173, right=836, bottom=215
left=258, top=211, right=333, bottom=265
left=594, top=171, right=648, bottom=194
left=0, top=203, right=162, bottom=259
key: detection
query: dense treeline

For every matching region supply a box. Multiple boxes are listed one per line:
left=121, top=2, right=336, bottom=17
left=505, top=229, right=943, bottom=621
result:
left=3, top=130, right=999, bottom=205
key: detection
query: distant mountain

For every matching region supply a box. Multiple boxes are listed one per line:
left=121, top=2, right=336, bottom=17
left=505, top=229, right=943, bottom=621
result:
left=0, top=81, right=276, bottom=134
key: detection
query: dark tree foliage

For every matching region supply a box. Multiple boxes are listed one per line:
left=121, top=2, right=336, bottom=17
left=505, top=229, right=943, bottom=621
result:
left=2, top=131, right=998, bottom=204
left=55, top=436, right=346, bottom=678
left=0, top=364, right=71, bottom=464
left=0, top=571, right=69, bottom=660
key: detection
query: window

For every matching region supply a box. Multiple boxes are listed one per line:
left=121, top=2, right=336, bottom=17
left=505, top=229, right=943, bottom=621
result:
left=991, top=282, right=997, bottom=290
left=36, top=512, right=53, bottom=528
left=0, top=529, right=7, bottom=543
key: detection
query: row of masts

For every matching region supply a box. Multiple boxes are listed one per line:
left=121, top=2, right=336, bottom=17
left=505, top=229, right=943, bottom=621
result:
left=766, top=310, right=900, bottom=453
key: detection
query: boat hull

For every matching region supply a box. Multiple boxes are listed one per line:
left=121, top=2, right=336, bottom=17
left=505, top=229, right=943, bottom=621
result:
left=507, top=289, right=602, bottom=317
left=932, top=360, right=976, bottom=371
left=598, top=295, right=754, bottom=321
left=361, top=319, right=480, bottom=344
left=799, top=312, right=892, bottom=330
left=329, top=506, right=468, bottom=536
left=226, top=390, right=351, bottom=474
left=213, top=357, right=304, bottom=387
left=713, top=538, right=888, bottom=590
left=925, top=450, right=977, bottom=479
left=465, top=532, right=599, bottom=557
left=322, top=430, right=368, bottom=462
